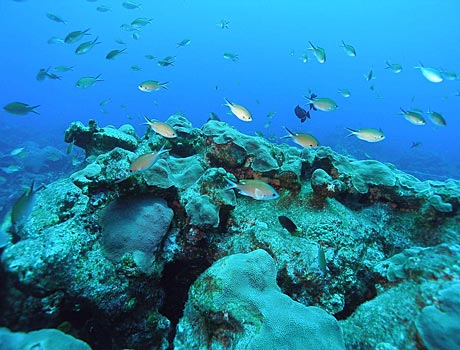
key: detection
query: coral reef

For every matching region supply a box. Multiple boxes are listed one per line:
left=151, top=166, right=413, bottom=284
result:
left=1, top=115, right=459, bottom=350
left=174, top=249, right=345, bottom=350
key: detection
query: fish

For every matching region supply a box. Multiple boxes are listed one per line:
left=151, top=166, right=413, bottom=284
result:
left=278, top=215, right=301, bottom=235
left=340, top=40, right=356, bottom=57
left=66, top=138, right=75, bottom=155
left=143, top=116, right=177, bottom=138
left=283, top=126, right=319, bottom=148
left=364, top=68, right=375, bottom=81
left=122, top=1, right=142, bottom=9
left=301, top=52, right=308, bottom=63
left=131, top=18, right=153, bottom=27
left=208, top=112, right=221, bottom=121
left=426, top=110, right=447, bottom=126
left=346, top=128, right=385, bottom=142
left=414, top=63, right=443, bottom=83
left=138, top=80, right=168, bottom=92
left=46, top=13, right=67, bottom=24
left=129, top=143, right=168, bottom=173
left=224, top=178, right=279, bottom=200
left=106, top=48, right=127, bottom=60
left=217, top=20, right=230, bottom=29
left=54, top=65, right=75, bottom=72
left=317, top=244, right=327, bottom=274
left=157, top=56, right=176, bottom=66
left=36, top=67, right=50, bottom=81
left=223, top=53, right=239, bottom=62
left=144, top=54, right=156, bottom=60
left=96, top=5, right=112, bottom=12
left=400, top=108, right=426, bottom=125
left=224, top=98, right=252, bottom=121
left=304, top=95, right=338, bottom=112
left=411, top=141, right=422, bottom=148
left=337, top=88, right=351, bottom=98
left=115, top=38, right=127, bottom=45
left=47, top=36, right=64, bottom=44
left=4, top=102, right=40, bottom=115
left=130, top=65, right=142, bottom=71
left=176, top=39, right=191, bottom=48
left=11, top=181, right=36, bottom=236
left=45, top=72, right=62, bottom=80
left=64, top=28, right=91, bottom=44
left=294, top=105, right=310, bottom=123
left=308, top=41, right=326, bottom=63
left=99, top=98, right=112, bottom=106
left=385, top=61, right=402, bottom=73
left=75, top=36, right=101, bottom=55
left=0, top=165, right=21, bottom=174
left=75, top=74, right=103, bottom=89
left=441, top=70, right=457, bottom=81
left=10, top=147, right=25, bottom=156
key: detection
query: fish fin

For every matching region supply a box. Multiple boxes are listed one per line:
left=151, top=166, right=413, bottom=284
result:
left=340, top=40, right=345, bottom=47
left=223, top=177, right=237, bottom=191
left=161, top=82, right=169, bottom=89
left=306, top=111, right=311, bottom=119
left=143, top=115, right=153, bottom=125
left=157, top=142, right=169, bottom=156
left=346, top=128, right=357, bottom=137
left=254, top=188, right=264, bottom=200
left=308, top=41, right=315, bottom=49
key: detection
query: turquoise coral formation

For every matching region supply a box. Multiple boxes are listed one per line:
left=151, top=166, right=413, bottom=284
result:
left=1, top=115, right=460, bottom=349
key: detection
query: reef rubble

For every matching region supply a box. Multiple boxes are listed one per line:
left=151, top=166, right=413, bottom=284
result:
left=1, top=115, right=459, bottom=350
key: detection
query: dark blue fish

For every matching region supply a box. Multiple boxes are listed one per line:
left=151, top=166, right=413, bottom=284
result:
left=294, top=105, right=310, bottom=123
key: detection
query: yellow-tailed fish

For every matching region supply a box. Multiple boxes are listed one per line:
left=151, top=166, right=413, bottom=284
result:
left=4, top=102, right=40, bottom=115
left=64, top=28, right=90, bottom=44
left=346, top=128, right=385, bottom=142
left=75, top=36, right=101, bottom=55
left=426, top=110, right=446, bottom=126
left=340, top=40, right=356, bottom=57
left=414, top=63, right=443, bottom=83
left=304, top=95, right=337, bottom=112
left=106, top=48, right=127, bottom=60
left=138, top=80, right=168, bottom=92
left=283, top=126, right=319, bottom=148
left=143, top=116, right=177, bottom=138
left=224, top=178, right=279, bottom=200
left=400, top=108, right=426, bottom=125
left=308, top=41, right=326, bottom=63
left=131, top=18, right=153, bottom=27
left=75, top=74, right=103, bottom=89
left=385, top=61, right=402, bottom=73
left=224, top=98, right=252, bottom=121
left=129, top=143, right=168, bottom=173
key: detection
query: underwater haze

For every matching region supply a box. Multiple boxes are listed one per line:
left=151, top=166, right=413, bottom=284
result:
left=1, top=0, right=460, bottom=183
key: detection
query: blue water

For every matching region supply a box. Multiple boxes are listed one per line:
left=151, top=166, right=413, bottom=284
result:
left=1, top=0, right=460, bottom=191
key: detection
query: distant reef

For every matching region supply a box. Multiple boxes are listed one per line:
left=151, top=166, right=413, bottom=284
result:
left=1, top=115, right=459, bottom=350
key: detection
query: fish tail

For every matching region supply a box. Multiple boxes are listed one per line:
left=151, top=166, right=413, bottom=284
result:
left=283, top=126, right=295, bottom=136
left=223, top=177, right=237, bottom=191
left=161, top=82, right=169, bottom=89
left=346, top=127, right=357, bottom=137
left=385, top=61, right=391, bottom=69
left=224, top=98, right=233, bottom=107
left=308, top=41, right=315, bottom=49
left=95, top=73, right=103, bottom=81
left=340, top=39, right=345, bottom=47
left=143, top=115, right=153, bottom=125
left=157, top=142, right=170, bottom=156
left=30, top=105, right=40, bottom=114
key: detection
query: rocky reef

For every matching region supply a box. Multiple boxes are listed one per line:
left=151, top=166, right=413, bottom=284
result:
left=1, top=115, right=459, bottom=350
